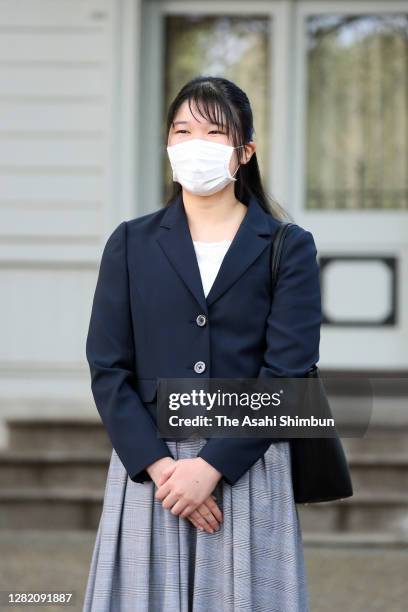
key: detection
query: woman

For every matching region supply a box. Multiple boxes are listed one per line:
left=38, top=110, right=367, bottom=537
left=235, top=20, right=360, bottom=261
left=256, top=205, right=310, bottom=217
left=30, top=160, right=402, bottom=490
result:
left=83, top=76, right=321, bottom=611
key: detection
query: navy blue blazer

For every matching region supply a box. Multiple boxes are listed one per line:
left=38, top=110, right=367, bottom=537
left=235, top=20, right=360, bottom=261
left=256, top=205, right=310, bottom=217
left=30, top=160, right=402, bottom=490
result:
left=86, top=193, right=322, bottom=485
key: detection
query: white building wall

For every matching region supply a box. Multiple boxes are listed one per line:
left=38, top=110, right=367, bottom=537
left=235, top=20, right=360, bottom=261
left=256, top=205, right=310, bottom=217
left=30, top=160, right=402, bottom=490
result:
left=0, top=0, right=141, bottom=435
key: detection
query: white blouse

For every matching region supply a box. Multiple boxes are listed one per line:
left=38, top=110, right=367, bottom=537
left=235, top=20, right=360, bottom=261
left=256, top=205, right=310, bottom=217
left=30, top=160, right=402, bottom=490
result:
left=192, top=239, right=232, bottom=298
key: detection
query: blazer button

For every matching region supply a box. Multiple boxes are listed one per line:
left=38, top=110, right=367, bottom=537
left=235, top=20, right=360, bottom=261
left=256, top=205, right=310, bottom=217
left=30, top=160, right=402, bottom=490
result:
left=194, top=361, right=206, bottom=374
left=196, top=314, right=207, bottom=327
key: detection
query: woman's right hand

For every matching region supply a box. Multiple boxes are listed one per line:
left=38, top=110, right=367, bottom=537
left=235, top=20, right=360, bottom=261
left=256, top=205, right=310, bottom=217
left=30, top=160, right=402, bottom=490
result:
left=186, top=494, right=223, bottom=534
left=148, top=457, right=223, bottom=533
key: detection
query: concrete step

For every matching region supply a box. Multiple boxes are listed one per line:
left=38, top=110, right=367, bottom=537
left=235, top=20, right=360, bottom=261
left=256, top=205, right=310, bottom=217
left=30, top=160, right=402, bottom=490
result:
left=302, top=531, right=408, bottom=548
left=0, top=487, right=103, bottom=530
left=347, top=453, right=408, bottom=494
left=1, top=485, right=408, bottom=534
left=8, top=418, right=408, bottom=454
left=1, top=448, right=406, bottom=496
left=342, top=426, right=408, bottom=455
left=0, top=449, right=110, bottom=490
left=298, top=493, right=408, bottom=534
left=6, top=418, right=111, bottom=452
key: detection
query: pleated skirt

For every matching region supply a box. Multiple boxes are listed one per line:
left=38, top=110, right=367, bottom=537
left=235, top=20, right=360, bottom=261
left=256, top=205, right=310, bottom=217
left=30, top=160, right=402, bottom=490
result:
left=82, top=437, right=310, bottom=612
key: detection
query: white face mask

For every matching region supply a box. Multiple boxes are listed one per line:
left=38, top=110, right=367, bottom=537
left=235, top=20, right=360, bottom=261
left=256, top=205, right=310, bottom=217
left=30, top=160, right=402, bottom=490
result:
left=166, top=138, right=244, bottom=196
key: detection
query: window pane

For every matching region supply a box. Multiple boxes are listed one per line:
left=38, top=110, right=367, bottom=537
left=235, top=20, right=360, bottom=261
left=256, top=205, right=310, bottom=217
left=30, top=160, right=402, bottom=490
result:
left=306, top=14, right=408, bottom=210
left=164, top=15, right=270, bottom=198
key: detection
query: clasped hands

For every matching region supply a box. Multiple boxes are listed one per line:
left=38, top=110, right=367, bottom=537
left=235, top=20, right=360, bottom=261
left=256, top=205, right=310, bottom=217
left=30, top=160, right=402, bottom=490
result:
left=148, top=456, right=224, bottom=534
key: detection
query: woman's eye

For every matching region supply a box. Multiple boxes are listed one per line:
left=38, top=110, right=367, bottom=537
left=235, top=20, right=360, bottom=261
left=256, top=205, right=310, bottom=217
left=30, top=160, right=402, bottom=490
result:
left=174, top=129, right=225, bottom=135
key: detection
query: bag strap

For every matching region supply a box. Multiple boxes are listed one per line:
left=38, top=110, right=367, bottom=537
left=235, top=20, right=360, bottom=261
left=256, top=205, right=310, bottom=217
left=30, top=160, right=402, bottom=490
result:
left=270, top=221, right=319, bottom=377
left=270, top=221, right=295, bottom=292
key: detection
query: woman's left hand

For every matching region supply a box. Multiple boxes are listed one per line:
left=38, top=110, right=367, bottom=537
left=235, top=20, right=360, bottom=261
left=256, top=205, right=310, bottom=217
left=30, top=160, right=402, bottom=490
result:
left=154, top=457, right=222, bottom=518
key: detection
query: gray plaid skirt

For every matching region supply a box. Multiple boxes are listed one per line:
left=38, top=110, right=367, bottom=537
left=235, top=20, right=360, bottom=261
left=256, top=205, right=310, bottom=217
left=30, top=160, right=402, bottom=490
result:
left=82, top=437, right=310, bottom=611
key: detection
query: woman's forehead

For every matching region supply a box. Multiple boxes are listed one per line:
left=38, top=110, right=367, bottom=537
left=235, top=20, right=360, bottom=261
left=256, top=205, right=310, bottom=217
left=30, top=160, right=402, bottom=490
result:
left=172, top=99, right=227, bottom=126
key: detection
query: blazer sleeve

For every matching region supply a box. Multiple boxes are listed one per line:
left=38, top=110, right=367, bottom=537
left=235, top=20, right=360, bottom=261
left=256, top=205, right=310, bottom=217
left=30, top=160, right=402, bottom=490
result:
left=86, top=220, right=173, bottom=484
left=196, top=224, right=322, bottom=485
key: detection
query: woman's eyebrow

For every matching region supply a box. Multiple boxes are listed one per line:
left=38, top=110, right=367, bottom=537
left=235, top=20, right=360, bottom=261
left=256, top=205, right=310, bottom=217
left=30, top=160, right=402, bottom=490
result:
left=172, top=120, right=222, bottom=127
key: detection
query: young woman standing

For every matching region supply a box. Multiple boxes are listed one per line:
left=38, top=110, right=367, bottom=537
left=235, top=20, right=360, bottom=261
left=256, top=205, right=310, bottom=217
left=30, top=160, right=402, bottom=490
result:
left=83, top=76, right=321, bottom=611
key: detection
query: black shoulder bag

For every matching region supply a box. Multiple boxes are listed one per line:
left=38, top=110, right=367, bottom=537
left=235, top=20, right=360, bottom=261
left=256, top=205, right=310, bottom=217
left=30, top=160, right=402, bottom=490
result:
left=271, top=222, right=353, bottom=504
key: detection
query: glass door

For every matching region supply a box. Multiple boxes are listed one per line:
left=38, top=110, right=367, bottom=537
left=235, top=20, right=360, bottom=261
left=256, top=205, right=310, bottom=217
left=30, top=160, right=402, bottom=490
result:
left=293, top=2, right=408, bottom=369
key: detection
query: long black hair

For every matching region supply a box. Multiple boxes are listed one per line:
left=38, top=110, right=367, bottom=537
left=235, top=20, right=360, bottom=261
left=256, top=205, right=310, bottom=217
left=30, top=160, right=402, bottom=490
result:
left=164, top=75, right=291, bottom=221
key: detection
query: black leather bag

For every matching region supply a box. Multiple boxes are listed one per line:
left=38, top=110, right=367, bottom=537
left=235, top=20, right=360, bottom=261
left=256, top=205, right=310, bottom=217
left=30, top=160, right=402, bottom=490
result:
left=270, top=222, right=353, bottom=504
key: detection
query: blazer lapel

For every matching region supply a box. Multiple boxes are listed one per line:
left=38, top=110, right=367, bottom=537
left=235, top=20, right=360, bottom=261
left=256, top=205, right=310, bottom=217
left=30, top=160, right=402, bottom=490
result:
left=156, top=192, right=274, bottom=311
left=157, top=193, right=208, bottom=313
left=206, top=195, right=273, bottom=306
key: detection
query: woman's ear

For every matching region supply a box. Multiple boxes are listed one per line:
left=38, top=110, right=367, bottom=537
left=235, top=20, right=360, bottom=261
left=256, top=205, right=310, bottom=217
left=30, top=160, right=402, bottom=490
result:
left=241, top=141, right=256, bottom=165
